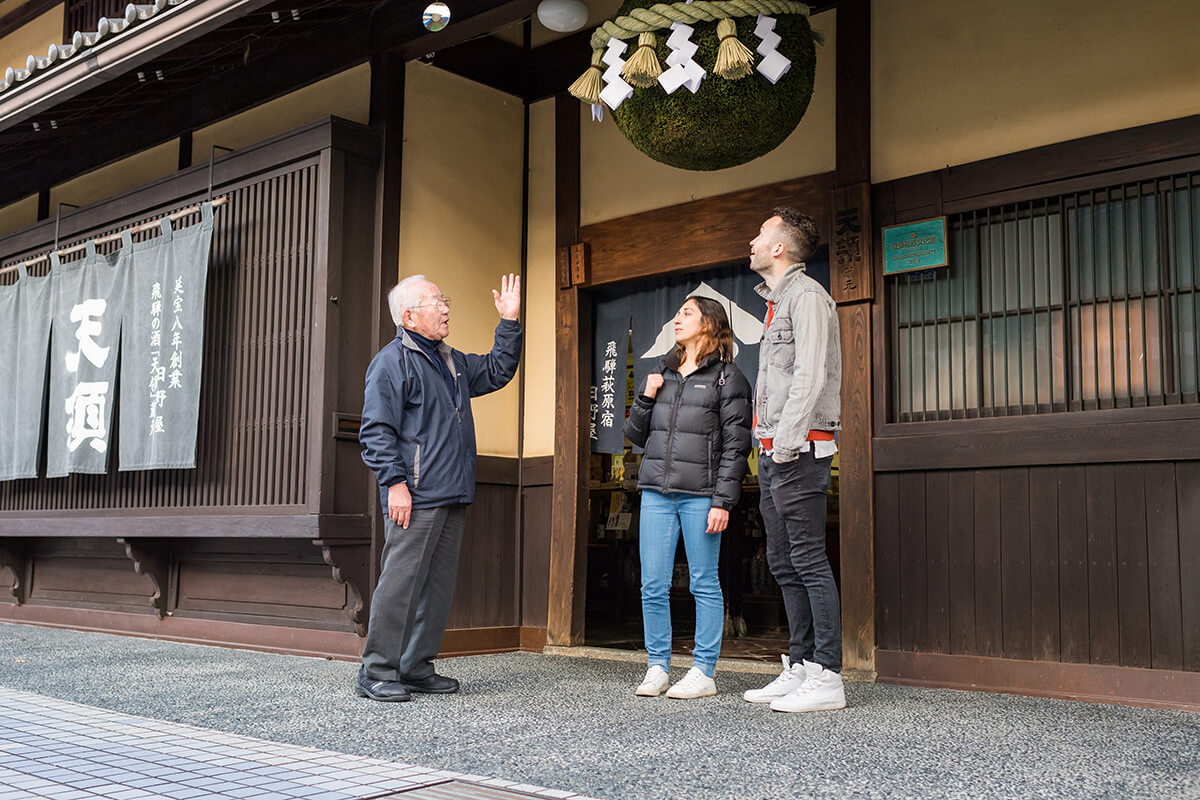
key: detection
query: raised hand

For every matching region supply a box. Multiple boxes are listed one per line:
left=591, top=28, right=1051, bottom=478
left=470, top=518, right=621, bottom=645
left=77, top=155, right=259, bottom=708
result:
left=644, top=373, right=664, bottom=399
left=492, top=273, right=521, bottom=320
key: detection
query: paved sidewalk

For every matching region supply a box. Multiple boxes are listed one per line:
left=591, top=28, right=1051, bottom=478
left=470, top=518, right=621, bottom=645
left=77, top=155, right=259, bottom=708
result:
left=0, top=687, right=589, bottom=800
left=2, top=622, right=1199, bottom=800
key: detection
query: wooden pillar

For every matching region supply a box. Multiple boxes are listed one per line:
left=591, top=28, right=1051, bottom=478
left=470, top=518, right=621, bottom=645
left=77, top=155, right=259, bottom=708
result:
left=366, top=52, right=406, bottom=594
left=832, top=0, right=876, bottom=675
left=547, top=94, right=590, bottom=646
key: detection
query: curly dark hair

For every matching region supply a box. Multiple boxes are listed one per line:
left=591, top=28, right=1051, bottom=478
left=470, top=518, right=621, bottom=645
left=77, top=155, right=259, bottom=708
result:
left=772, top=206, right=820, bottom=263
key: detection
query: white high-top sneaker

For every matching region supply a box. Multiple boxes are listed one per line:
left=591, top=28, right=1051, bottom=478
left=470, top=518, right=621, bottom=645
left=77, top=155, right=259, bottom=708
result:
left=666, top=666, right=717, bottom=699
left=635, top=665, right=670, bottom=697
left=769, top=660, right=846, bottom=712
left=742, top=656, right=812, bottom=704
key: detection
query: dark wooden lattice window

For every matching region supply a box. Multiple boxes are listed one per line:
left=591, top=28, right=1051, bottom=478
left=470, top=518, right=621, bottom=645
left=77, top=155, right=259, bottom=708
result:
left=891, top=170, right=1200, bottom=421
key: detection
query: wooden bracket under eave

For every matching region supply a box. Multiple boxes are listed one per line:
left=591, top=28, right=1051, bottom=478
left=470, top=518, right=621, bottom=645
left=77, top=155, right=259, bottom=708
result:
left=0, top=542, right=29, bottom=605
left=314, top=538, right=371, bottom=637
left=117, top=537, right=171, bottom=619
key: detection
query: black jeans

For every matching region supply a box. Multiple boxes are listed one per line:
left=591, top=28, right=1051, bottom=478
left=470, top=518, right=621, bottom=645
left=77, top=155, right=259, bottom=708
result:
left=758, top=452, right=841, bottom=672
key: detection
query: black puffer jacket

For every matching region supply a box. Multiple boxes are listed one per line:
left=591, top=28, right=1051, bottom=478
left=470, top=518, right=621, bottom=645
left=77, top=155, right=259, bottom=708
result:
left=623, top=354, right=752, bottom=510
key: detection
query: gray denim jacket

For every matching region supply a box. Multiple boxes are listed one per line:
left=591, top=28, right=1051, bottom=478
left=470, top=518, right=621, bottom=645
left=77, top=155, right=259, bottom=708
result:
left=753, top=263, right=841, bottom=462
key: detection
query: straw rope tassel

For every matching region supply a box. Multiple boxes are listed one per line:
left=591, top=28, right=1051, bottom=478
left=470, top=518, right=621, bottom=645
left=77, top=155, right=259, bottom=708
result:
left=714, top=18, right=754, bottom=79
left=621, top=32, right=662, bottom=88
left=569, top=49, right=605, bottom=104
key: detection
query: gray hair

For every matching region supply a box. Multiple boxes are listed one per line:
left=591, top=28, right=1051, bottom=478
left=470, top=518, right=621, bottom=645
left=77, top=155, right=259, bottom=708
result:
left=387, top=274, right=428, bottom=327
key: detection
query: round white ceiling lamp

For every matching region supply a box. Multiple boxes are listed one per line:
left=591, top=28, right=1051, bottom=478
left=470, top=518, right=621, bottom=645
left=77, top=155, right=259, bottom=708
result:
left=536, top=0, right=588, bottom=33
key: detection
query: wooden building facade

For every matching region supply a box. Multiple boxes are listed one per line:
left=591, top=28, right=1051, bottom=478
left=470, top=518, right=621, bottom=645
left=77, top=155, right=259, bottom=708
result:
left=0, top=0, right=1195, bottom=710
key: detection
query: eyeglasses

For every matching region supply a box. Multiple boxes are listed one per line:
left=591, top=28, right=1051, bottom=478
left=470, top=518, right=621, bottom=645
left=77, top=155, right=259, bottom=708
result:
left=408, top=297, right=451, bottom=311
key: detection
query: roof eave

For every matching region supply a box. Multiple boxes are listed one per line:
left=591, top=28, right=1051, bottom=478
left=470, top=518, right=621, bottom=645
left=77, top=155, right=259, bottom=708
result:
left=0, top=0, right=275, bottom=134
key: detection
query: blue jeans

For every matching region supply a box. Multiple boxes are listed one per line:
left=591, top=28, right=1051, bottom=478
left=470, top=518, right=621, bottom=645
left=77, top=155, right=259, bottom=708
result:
left=639, top=490, right=724, bottom=677
left=759, top=452, right=841, bottom=672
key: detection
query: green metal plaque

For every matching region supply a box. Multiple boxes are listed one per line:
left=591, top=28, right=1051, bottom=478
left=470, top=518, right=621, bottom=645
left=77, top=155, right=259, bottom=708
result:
left=883, top=217, right=948, bottom=275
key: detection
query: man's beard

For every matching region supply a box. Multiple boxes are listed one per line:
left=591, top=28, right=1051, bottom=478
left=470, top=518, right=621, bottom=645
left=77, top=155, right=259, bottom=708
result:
left=749, top=252, right=770, bottom=275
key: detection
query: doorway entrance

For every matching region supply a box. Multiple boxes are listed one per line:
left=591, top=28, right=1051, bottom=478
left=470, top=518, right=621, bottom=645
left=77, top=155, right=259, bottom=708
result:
left=579, top=262, right=840, bottom=663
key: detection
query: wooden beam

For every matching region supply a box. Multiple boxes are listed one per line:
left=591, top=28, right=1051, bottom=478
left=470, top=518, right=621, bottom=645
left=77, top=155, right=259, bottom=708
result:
left=178, top=131, right=193, bottom=171
left=390, top=0, right=540, bottom=60
left=547, top=94, right=588, bottom=646
left=876, top=649, right=1200, bottom=712
left=833, top=0, right=876, bottom=675
left=528, top=30, right=592, bottom=102
left=366, top=50, right=405, bottom=599
left=427, top=35, right=528, bottom=99
left=579, top=173, right=836, bottom=286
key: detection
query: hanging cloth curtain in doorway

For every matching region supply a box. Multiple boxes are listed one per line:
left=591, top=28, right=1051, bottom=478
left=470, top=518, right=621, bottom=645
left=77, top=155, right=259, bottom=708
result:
left=46, top=245, right=127, bottom=477
left=628, top=264, right=772, bottom=417
left=0, top=265, right=53, bottom=481
left=119, top=202, right=215, bottom=471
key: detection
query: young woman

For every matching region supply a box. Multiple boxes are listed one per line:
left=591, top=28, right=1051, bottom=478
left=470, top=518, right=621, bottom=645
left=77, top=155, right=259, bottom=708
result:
left=624, top=296, right=752, bottom=699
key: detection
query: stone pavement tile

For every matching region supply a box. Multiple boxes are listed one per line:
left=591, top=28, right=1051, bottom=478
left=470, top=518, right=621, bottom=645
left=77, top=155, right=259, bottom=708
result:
left=0, top=685, right=590, bottom=800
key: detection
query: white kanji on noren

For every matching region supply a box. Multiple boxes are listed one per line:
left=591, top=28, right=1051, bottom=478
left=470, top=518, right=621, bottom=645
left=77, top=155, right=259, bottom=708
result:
left=64, top=381, right=110, bottom=453
left=65, top=299, right=111, bottom=372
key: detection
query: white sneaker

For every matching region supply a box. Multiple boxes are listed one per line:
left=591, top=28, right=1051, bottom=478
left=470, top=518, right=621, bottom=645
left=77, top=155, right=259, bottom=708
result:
left=666, top=666, right=717, bottom=699
left=635, top=665, right=670, bottom=697
left=742, top=655, right=812, bottom=704
left=769, top=660, right=846, bottom=713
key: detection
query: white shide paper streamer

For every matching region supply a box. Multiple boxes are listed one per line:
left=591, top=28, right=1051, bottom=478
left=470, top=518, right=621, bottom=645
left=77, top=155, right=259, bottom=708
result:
left=754, top=14, right=791, bottom=84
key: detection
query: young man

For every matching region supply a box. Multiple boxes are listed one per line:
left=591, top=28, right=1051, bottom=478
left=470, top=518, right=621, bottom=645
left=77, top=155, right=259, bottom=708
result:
left=743, top=208, right=845, bottom=713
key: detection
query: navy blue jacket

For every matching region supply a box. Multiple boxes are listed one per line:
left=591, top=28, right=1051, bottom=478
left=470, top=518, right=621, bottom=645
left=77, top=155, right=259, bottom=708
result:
left=360, top=319, right=522, bottom=510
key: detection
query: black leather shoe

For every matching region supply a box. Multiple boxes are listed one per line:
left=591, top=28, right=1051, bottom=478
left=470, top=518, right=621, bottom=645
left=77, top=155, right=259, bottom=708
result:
left=355, top=668, right=413, bottom=702
left=400, top=673, right=459, bottom=694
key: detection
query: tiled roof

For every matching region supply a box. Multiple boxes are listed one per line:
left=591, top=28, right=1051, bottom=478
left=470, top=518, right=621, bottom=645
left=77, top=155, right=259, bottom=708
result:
left=0, top=0, right=189, bottom=95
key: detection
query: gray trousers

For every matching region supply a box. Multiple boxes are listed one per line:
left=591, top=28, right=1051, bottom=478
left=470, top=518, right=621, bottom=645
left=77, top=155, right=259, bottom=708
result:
left=361, top=505, right=466, bottom=681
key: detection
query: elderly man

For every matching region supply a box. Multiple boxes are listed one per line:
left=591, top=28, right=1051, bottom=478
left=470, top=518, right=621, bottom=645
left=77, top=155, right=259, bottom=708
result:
left=742, top=207, right=845, bottom=713
left=356, top=273, right=522, bottom=702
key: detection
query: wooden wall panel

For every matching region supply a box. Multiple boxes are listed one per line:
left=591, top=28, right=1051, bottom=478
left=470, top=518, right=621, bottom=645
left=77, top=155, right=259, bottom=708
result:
left=1145, top=462, right=1183, bottom=670
left=176, top=560, right=349, bottom=626
left=897, top=472, right=927, bottom=652
left=973, top=470, right=1002, bottom=658
left=521, top=483, right=552, bottom=629
left=31, top=558, right=152, bottom=605
left=924, top=471, right=949, bottom=653
left=874, top=472, right=901, bottom=651
left=946, top=470, right=975, bottom=654
left=875, top=460, right=1200, bottom=675
left=1057, top=465, right=1090, bottom=663
left=1085, top=465, right=1120, bottom=665
left=451, top=482, right=519, bottom=630
left=1027, top=466, right=1060, bottom=662
left=1114, top=464, right=1152, bottom=669
left=999, top=470, right=1032, bottom=661
left=1178, top=461, right=1200, bottom=673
